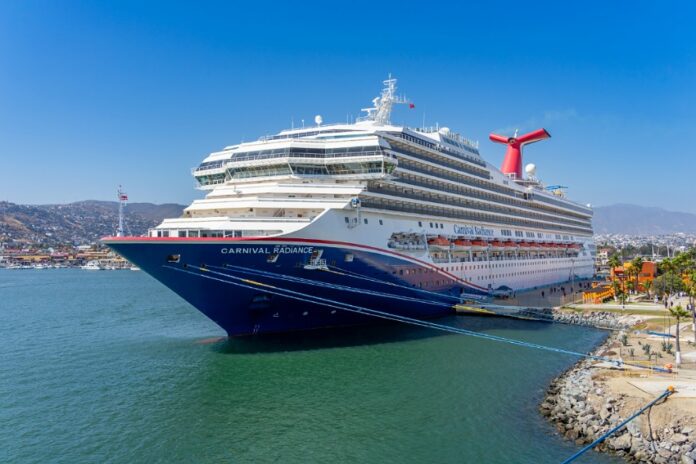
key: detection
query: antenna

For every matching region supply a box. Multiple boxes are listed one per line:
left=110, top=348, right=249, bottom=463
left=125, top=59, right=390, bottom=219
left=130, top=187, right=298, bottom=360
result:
left=357, top=74, right=411, bottom=125
left=116, top=185, right=128, bottom=237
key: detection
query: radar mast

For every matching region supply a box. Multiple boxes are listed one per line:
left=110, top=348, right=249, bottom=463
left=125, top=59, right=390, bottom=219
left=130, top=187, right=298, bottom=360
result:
left=358, top=74, right=410, bottom=125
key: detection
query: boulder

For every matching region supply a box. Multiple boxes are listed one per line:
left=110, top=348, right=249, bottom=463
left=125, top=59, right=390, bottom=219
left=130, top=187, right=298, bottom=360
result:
left=610, top=433, right=632, bottom=451
left=673, top=433, right=688, bottom=444
left=627, top=417, right=642, bottom=437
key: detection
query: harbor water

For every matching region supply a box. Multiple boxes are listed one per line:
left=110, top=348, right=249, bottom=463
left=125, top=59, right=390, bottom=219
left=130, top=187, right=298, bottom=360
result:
left=1, top=270, right=621, bottom=463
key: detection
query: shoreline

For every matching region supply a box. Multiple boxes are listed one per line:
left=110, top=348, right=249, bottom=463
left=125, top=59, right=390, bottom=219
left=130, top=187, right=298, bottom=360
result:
left=540, top=311, right=696, bottom=463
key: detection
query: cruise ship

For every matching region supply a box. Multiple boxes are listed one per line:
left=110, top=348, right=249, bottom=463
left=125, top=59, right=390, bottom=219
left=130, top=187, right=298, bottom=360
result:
left=103, top=77, right=595, bottom=336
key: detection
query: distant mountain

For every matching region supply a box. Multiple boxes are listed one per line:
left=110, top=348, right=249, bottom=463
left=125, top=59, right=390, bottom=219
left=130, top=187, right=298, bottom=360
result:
left=593, top=204, right=696, bottom=234
left=0, top=200, right=186, bottom=245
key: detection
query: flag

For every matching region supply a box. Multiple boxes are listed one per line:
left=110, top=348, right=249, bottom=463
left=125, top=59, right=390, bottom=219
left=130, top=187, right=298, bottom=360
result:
left=409, top=103, right=415, bottom=109
left=119, top=194, right=128, bottom=201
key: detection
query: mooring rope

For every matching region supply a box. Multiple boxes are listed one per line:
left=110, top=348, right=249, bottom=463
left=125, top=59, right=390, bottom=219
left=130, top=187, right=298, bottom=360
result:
left=326, top=263, right=472, bottom=302
left=166, top=263, right=669, bottom=373
left=212, top=263, right=455, bottom=309
left=560, top=387, right=674, bottom=463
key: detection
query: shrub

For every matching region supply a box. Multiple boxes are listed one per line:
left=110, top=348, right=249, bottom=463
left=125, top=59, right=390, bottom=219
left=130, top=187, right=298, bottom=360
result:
left=661, top=341, right=674, bottom=354
left=642, top=344, right=652, bottom=356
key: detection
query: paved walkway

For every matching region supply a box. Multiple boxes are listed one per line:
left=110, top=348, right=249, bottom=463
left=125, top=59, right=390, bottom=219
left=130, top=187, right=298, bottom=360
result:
left=496, top=279, right=595, bottom=308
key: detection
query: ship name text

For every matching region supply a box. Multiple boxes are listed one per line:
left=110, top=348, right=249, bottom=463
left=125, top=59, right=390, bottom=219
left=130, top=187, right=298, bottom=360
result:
left=220, top=246, right=314, bottom=255
left=453, top=225, right=495, bottom=237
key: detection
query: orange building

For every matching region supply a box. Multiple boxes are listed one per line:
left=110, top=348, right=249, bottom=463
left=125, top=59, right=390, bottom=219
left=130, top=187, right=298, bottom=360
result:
left=610, top=261, right=657, bottom=292
left=582, top=284, right=614, bottom=304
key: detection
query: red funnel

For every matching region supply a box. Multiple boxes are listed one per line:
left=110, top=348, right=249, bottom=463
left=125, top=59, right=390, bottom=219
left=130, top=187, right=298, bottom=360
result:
left=489, top=128, right=550, bottom=179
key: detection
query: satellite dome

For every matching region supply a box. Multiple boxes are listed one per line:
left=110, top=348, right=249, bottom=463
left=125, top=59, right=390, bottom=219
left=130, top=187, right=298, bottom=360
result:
left=438, top=127, right=450, bottom=135
left=314, top=115, right=323, bottom=126
left=524, top=163, right=537, bottom=176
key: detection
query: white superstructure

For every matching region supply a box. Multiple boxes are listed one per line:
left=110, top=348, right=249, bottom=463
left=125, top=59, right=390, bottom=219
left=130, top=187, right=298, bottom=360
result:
left=151, top=77, right=595, bottom=292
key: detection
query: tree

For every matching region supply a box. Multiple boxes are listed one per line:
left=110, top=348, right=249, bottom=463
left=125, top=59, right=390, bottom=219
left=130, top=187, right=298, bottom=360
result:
left=630, top=256, right=644, bottom=294
left=687, top=272, right=696, bottom=344
left=644, top=279, right=652, bottom=299
left=669, top=304, right=690, bottom=365
left=653, top=273, right=684, bottom=298
left=608, top=254, right=621, bottom=300
left=659, top=258, right=677, bottom=300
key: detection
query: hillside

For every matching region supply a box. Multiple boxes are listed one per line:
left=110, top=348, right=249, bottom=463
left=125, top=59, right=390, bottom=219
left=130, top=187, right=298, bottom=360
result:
left=592, top=204, right=696, bottom=234
left=3, top=200, right=695, bottom=245
left=0, top=201, right=186, bottom=245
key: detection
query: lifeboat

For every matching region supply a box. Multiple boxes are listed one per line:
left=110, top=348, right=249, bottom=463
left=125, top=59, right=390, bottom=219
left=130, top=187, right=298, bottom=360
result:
left=489, top=240, right=504, bottom=251
left=470, top=239, right=488, bottom=251
left=568, top=243, right=582, bottom=253
left=427, top=236, right=451, bottom=251
left=502, top=240, right=518, bottom=250
left=452, top=238, right=473, bottom=252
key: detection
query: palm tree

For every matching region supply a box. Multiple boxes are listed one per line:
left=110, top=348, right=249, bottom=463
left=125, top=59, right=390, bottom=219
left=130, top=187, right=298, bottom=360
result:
left=688, top=273, right=696, bottom=344
left=669, top=304, right=690, bottom=365
left=631, top=256, right=644, bottom=294
left=643, top=279, right=652, bottom=299
left=608, top=254, right=621, bottom=300
left=659, top=258, right=676, bottom=301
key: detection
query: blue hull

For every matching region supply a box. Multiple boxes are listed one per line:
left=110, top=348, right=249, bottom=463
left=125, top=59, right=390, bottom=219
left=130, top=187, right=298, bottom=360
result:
left=104, top=238, right=485, bottom=336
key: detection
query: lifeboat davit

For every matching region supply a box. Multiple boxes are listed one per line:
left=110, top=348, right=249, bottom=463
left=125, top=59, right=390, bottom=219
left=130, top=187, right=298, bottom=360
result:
left=427, top=236, right=451, bottom=251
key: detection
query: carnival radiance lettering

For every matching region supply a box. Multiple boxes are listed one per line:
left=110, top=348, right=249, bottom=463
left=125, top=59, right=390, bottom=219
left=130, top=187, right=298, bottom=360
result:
left=220, top=246, right=314, bottom=254
left=453, top=225, right=494, bottom=236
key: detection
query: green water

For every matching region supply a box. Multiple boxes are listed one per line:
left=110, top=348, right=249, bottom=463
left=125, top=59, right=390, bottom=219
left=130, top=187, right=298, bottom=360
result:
left=1, top=270, right=621, bottom=463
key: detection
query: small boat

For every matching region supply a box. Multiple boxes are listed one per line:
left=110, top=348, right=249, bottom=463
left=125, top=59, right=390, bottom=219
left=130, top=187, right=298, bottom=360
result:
left=470, top=239, right=488, bottom=251
left=129, top=266, right=141, bottom=271
left=81, top=260, right=103, bottom=271
left=502, top=241, right=518, bottom=250
left=489, top=240, right=505, bottom=251
left=427, top=236, right=451, bottom=251
left=452, top=238, right=472, bottom=252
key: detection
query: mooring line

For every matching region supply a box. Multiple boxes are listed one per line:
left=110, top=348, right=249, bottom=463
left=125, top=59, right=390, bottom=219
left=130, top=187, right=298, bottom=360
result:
left=165, top=263, right=669, bottom=373
left=327, top=263, right=487, bottom=302
left=213, top=263, right=455, bottom=309
left=560, top=387, right=674, bottom=463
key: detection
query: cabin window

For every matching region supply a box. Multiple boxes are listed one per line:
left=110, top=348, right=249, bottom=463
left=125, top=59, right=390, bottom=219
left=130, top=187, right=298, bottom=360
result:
left=379, top=219, right=383, bottom=225
left=344, top=217, right=349, bottom=223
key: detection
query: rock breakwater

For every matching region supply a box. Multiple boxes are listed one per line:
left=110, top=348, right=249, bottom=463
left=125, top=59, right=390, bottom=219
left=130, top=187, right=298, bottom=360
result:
left=541, top=338, right=696, bottom=463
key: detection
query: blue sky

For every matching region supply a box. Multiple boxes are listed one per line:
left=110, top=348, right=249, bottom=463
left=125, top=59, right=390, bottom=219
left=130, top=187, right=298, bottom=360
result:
left=1, top=1, right=695, bottom=212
